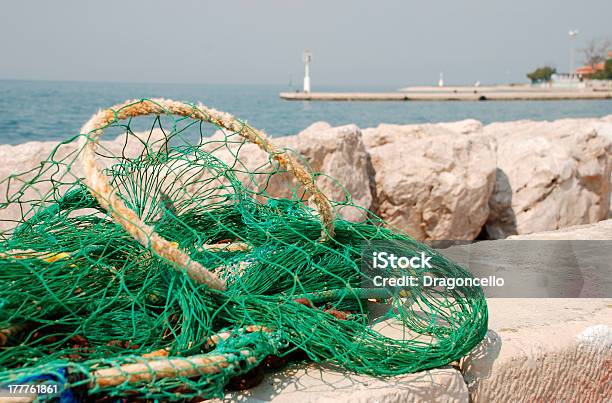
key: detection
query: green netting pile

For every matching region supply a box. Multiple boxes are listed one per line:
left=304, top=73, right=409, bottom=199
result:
left=0, top=99, right=487, bottom=401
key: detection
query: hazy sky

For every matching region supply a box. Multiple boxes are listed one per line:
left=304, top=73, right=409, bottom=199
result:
left=1, top=0, right=610, bottom=86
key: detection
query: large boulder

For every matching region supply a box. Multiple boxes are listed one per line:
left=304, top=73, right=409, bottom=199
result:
left=589, top=114, right=612, bottom=217
left=484, top=119, right=612, bottom=238
left=362, top=121, right=496, bottom=240
left=208, top=123, right=375, bottom=222
left=0, top=130, right=167, bottom=231
left=285, top=123, right=375, bottom=221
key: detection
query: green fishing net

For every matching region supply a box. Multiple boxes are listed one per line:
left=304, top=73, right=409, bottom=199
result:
left=0, top=99, right=487, bottom=401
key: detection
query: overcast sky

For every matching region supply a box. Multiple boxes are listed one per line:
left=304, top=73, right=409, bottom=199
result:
left=0, top=0, right=610, bottom=86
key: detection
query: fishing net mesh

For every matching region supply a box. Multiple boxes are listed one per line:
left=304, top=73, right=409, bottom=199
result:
left=0, top=99, right=487, bottom=401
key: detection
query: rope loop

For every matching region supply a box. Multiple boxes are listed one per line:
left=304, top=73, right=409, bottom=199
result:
left=78, top=98, right=335, bottom=291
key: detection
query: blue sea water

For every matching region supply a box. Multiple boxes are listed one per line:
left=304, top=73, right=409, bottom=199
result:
left=0, top=79, right=611, bottom=145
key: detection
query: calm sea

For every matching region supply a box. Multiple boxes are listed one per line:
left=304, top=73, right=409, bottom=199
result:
left=1, top=79, right=611, bottom=145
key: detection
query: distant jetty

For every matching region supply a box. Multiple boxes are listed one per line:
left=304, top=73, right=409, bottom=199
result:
left=280, top=86, right=612, bottom=101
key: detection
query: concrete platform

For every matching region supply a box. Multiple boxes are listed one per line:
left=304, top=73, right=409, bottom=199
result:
left=461, top=298, right=612, bottom=402
left=279, top=91, right=612, bottom=101
left=226, top=364, right=468, bottom=403
left=226, top=298, right=611, bottom=402
left=399, top=85, right=554, bottom=93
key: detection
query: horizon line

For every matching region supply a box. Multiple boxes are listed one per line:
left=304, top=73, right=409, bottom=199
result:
left=0, top=77, right=521, bottom=88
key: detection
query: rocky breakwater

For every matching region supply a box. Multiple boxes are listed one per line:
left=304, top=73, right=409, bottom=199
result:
left=0, top=124, right=376, bottom=231
left=361, top=115, right=612, bottom=239
left=1, top=114, right=611, bottom=240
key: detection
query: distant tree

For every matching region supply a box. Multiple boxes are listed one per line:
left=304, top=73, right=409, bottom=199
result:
left=526, top=66, right=556, bottom=83
left=580, top=38, right=610, bottom=69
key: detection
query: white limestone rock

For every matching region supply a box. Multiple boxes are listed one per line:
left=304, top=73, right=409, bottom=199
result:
left=287, top=123, right=374, bottom=221
left=0, top=130, right=167, bottom=231
left=209, top=123, right=375, bottom=222
left=362, top=121, right=496, bottom=240
left=483, top=118, right=612, bottom=238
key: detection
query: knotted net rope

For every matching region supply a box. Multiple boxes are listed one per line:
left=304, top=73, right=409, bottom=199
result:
left=0, top=98, right=487, bottom=401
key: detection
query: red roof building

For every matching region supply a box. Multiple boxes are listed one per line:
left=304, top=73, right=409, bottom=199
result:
left=575, top=62, right=605, bottom=76
left=575, top=51, right=612, bottom=76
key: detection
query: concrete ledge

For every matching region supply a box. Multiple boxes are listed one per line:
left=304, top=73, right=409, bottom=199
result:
left=461, top=298, right=612, bottom=401
left=507, top=219, right=612, bottom=240
left=226, top=364, right=468, bottom=403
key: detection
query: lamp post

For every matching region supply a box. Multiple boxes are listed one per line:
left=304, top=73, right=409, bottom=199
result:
left=303, top=50, right=312, bottom=93
left=568, top=29, right=579, bottom=75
